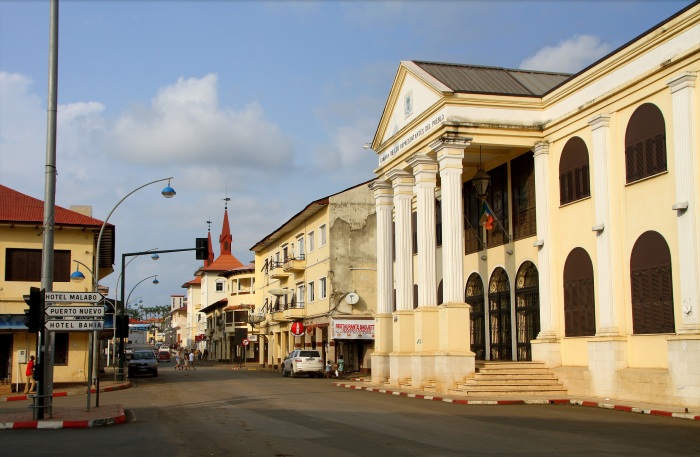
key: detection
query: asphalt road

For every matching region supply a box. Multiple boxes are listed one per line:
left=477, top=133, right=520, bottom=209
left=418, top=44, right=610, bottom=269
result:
left=3, top=363, right=699, bottom=457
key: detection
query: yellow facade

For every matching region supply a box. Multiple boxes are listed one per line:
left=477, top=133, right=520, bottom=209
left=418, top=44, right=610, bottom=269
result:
left=251, top=183, right=377, bottom=373
left=369, top=4, right=700, bottom=406
left=1, top=216, right=105, bottom=389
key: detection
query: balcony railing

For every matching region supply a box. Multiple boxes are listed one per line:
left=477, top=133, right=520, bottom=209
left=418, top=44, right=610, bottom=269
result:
left=270, top=261, right=290, bottom=279
left=283, top=254, right=306, bottom=272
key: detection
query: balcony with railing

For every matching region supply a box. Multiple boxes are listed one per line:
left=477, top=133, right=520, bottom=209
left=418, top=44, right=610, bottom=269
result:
left=270, top=261, right=290, bottom=279
left=283, top=254, right=306, bottom=272
left=269, top=297, right=305, bottom=321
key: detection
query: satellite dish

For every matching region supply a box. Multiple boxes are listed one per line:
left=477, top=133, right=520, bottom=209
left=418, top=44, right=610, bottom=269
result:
left=269, top=288, right=294, bottom=296
left=346, top=292, right=360, bottom=305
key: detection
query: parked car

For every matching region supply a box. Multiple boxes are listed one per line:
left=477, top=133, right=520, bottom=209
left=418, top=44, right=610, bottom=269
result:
left=158, top=348, right=171, bottom=362
left=128, top=349, right=158, bottom=377
left=282, top=350, right=324, bottom=377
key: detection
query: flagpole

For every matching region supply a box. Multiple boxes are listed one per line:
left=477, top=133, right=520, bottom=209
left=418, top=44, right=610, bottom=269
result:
left=481, top=199, right=511, bottom=243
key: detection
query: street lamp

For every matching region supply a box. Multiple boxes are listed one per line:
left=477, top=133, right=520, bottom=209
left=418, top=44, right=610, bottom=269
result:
left=69, top=259, right=91, bottom=283
left=90, top=178, right=174, bottom=386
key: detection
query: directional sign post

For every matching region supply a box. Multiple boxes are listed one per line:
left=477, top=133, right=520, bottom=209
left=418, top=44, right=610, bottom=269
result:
left=44, top=291, right=104, bottom=303
left=45, top=319, right=104, bottom=331
left=45, top=305, right=105, bottom=318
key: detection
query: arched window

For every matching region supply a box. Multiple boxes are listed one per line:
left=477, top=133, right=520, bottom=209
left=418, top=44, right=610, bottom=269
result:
left=625, top=103, right=667, bottom=183
left=515, top=262, right=540, bottom=361
left=630, top=231, right=675, bottom=334
left=465, top=273, right=485, bottom=360
left=559, top=137, right=590, bottom=205
left=563, top=248, right=596, bottom=337
left=488, top=267, right=512, bottom=360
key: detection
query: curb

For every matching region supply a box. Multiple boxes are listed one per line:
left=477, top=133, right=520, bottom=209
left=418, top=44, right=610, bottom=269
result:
left=333, top=382, right=700, bottom=422
left=1, top=382, right=132, bottom=402
left=0, top=405, right=126, bottom=430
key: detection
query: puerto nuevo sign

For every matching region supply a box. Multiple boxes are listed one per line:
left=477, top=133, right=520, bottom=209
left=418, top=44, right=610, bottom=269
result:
left=44, top=291, right=104, bottom=303
left=45, top=306, right=104, bottom=318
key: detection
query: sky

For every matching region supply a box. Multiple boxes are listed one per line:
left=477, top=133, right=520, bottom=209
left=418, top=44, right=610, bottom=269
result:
left=1, top=0, right=693, bottom=312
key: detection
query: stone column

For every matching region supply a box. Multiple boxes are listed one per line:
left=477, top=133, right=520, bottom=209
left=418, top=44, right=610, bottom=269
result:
left=430, top=135, right=475, bottom=391
left=387, top=170, right=415, bottom=385
left=531, top=142, right=561, bottom=367
left=407, top=154, right=440, bottom=388
left=369, top=180, right=394, bottom=383
left=668, top=72, right=700, bottom=333
left=588, top=114, right=619, bottom=336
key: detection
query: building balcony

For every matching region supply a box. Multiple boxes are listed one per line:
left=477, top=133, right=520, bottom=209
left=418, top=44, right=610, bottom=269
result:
left=283, top=304, right=305, bottom=320
left=283, top=255, right=306, bottom=272
left=270, top=261, right=290, bottom=279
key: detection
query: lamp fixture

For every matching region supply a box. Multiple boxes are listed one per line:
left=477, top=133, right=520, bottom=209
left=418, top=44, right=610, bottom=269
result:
left=70, top=267, right=86, bottom=283
left=473, top=146, right=490, bottom=199
left=161, top=179, right=176, bottom=198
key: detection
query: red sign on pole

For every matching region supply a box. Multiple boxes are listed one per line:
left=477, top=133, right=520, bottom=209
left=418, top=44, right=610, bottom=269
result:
left=290, top=321, right=305, bottom=337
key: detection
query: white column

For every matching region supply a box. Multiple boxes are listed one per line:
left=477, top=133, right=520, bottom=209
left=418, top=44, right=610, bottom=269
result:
left=387, top=170, right=415, bottom=311
left=369, top=180, right=395, bottom=315
left=533, top=142, right=556, bottom=339
left=588, top=114, right=619, bottom=336
left=408, top=154, right=438, bottom=307
left=431, top=137, right=469, bottom=303
left=668, top=72, right=700, bottom=333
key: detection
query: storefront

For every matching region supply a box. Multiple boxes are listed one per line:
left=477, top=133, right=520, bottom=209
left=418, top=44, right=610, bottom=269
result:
left=331, top=317, right=374, bottom=374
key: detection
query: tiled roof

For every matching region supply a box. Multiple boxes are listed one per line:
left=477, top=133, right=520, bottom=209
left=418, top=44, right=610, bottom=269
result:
left=181, top=276, right=201, bottom=288
left=412, top=61, right=571, bottom=97
left=201, top=253, right=244, bottom=272
left=0, top=184, right=115, bottom=267
left=0, top=184, right=110, bottom=228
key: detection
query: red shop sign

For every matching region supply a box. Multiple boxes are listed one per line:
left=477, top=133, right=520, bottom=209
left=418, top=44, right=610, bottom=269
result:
left=290, top=321, right=305, bottom=337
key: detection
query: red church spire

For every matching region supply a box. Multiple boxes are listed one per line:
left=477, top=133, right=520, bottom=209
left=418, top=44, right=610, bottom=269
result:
left=219, top=197, right=232, bottom=256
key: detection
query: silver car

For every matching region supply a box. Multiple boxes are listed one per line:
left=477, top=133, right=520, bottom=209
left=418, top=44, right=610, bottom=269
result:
left=128, top=349, right=158, bottom=377
left=282, top=350, right=324, bottom=377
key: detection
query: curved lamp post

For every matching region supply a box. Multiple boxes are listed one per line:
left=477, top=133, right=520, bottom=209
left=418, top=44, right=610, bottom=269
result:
left=90, top=178, right=173, bottom=386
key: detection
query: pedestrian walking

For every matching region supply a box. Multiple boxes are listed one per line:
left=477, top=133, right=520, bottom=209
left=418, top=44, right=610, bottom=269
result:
left=325, top=360, right=332, bottom=379
left=24, top=355, right=36, bottom=394
left=174, top=351, right=182, bottom=370
left=337, top=355, right=345, bottom=378
left=183, top=351, right=190, bottom=370
left=189, top=350, right=196, bottom=370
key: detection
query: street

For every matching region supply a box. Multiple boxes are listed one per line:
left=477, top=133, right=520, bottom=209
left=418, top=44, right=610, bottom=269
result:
left=3, top=363, right=699, bottom=456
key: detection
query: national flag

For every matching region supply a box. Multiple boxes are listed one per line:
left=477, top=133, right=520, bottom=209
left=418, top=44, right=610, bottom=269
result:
left=479, top=201, right=495, bottom=230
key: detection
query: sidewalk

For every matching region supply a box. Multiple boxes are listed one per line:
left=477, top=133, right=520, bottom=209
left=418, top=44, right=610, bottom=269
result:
left=333, top=375, right=700, bottom=422
left=0, top=370, right=131, bottom=430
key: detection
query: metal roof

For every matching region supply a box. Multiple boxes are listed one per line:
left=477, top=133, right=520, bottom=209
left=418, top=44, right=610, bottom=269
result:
left=412, top=61, right=571, bottom=96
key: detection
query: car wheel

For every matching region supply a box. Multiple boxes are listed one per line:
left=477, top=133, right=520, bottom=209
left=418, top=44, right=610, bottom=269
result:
left=291, top=368, right=297, bottom=377
left=153, top=369, right=158, bottom=377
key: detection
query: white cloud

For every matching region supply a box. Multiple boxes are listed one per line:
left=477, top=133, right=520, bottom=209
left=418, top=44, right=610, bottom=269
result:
left=519, top=35, right=613, bottom=73
left=101, top=74, right=295, bottom=170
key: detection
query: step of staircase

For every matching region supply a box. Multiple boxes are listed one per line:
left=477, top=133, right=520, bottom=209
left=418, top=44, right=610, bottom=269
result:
left=450, top=361, right=567, bottom=397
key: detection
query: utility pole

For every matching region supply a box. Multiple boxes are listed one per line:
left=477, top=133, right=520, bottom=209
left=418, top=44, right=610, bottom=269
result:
left=37, top=0, right=59, bottom=420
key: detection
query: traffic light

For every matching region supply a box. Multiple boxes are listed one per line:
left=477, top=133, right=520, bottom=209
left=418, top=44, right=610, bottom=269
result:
left=115, top=315, right=129, bottom=339
left=195, top=237, right=208, bottom=260
left=23, top=287, right=43, bottom=333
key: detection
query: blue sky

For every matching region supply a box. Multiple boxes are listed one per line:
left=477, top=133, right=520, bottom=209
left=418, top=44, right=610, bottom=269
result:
left=0, top=0, right=693, bottom=311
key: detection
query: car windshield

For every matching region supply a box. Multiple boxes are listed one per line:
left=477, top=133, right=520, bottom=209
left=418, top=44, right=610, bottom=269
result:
left=133, top=352, right=155, bottom=360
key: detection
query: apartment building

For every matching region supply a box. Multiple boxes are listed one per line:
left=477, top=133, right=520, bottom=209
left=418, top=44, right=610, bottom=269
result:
left=251, top=181, right=377, bottom=373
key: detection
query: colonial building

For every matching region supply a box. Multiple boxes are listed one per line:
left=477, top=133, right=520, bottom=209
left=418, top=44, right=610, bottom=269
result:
left=218, top=262, right=257, bottom=364
left=250, top=181, right=377, bottom=373
left=186, top=203, right=245, bottom=359
left=0, top=185, right=114, bottom=391
left=368, top=3, right=700, bottom=407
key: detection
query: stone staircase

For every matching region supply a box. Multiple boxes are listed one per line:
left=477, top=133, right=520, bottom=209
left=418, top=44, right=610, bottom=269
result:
left=449, top=361, right=567, bottom=397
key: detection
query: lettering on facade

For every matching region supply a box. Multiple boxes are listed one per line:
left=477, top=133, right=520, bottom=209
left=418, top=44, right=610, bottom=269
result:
left=332, top=321, right=375, bottom=340
left=378, top=113, right=446, bottom=166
